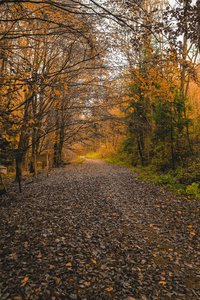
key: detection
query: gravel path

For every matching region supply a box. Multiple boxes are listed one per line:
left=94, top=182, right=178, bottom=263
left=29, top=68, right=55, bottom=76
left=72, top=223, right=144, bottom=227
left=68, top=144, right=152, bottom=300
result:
left=1, top=159, right=200, bottom=299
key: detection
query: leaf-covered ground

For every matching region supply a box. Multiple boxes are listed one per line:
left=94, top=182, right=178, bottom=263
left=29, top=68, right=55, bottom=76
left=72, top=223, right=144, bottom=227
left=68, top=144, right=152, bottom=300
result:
left=1, top=159, right=200, bottom=300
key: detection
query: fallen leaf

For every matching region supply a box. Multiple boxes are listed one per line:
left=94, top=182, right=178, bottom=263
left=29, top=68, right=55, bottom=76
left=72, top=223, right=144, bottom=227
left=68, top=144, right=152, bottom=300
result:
left=21, top=276, right=29, bottom=286
left=159, top=281, right=167, bottom=285
left=91, top=259, right=97, bottom=264
left=56, top=277, right=61, bottom=284
left=49, top=265, right=55, bottom=269
left=106, top=287, right=113, bottom=292
left=66, top=262, right=72, bottom=267
left=21, top=276, right=29, bottom=283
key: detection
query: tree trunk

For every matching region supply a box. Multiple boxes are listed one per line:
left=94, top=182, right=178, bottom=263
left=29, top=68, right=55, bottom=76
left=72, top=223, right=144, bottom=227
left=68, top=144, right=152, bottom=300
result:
left=0, top=174, right=6, bottom=195
left=16, top=151, right=23, bottom=193
left=170, top=119, right=175, bottom=170
left=137, top=134, right=145, bottom=166
left=198, top=0, right=200, bottom=51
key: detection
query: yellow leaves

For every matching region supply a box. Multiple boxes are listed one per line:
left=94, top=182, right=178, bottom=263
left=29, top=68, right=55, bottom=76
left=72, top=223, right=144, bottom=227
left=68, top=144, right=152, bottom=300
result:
left=159, top=281, right=167, bottom=285
left=2, top=133, right=13, bottom=142
left=37, top=253, right=42, bottom=258
left=83, top=281, right=91, bottom=287
left=66, top=262, right=72, bottom=267
left=177, top=211, right=182, bottom=214
left=123, top=95, right=129, bottom=102
left=187, top=225, right=193, bottom=228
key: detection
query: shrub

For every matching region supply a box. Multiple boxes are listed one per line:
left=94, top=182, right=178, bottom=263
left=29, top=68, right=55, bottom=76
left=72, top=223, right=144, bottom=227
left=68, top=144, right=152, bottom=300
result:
left=186, top=182, right=200, bottom=198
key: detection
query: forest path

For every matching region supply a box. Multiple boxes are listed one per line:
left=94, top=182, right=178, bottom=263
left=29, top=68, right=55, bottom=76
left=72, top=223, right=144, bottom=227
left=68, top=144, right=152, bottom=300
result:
left=1, top=159, right=200, bottom=299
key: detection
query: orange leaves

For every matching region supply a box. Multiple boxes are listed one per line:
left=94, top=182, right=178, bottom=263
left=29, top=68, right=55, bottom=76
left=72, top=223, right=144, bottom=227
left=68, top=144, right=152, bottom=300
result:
left=91, top=258, right=97, bottom=264
left=49, top=265, right=55, bottom=269
left=190, top=232, right=196, bottom=236
left=54, top=83, right=68, bottom=97
left=25, top=3, right=37, bottom=10
left=1, top=133, right=12, bottom=142
left=54, top=89, right=60, bottom=96
left=64, top=84, right=68, bottom=90
left=83, top=281, right=91, bottom=287
left=106, top=287, right=113, bottom=292
left=56, top=277, right=61, bottom=285
left=21, top=276, right=29, bottom=286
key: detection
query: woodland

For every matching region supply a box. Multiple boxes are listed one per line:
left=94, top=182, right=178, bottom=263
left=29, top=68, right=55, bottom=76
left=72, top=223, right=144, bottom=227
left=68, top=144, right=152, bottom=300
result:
left=0, top=1, right=200, bottom=299
left=0, top=0, right=200, bottom=195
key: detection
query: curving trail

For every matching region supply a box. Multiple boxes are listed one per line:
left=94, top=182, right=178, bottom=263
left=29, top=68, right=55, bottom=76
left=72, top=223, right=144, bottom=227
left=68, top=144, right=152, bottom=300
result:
left=1, top=159, right=200, bottom=299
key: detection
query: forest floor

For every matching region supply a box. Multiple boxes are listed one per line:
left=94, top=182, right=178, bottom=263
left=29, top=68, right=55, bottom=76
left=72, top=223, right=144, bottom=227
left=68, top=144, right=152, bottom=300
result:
left=0, top=159, right=200, bottom=300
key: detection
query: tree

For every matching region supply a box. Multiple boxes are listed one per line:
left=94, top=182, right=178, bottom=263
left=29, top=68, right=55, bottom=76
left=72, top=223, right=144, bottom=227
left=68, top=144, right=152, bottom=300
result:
left=118, top=0, right=199, bottom=170
left=0, top=0, right=107, bottom=189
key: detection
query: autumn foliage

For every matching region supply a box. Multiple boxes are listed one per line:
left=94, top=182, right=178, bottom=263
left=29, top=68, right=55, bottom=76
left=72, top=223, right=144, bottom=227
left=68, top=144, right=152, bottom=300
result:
left=0, top=0, right=199, bottom=191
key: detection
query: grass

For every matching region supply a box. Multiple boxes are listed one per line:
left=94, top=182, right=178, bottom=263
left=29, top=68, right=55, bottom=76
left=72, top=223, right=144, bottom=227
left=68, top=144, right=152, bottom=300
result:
left=85, top=152, right=102, bottom=160
left=74, top=156, right=86, bottom=164
left=1, top=172, right=15, bottom=179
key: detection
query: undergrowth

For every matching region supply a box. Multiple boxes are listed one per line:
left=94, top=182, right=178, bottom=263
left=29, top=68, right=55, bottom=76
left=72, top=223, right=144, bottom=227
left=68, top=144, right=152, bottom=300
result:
left=137, top=167, right=200, bottom=198
left=74, top=156, right=86, bottom=164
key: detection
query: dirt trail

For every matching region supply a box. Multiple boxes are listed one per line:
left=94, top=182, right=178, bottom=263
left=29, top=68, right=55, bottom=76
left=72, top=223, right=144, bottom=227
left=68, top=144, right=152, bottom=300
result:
left=1, top=159, right=200, bottom=299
